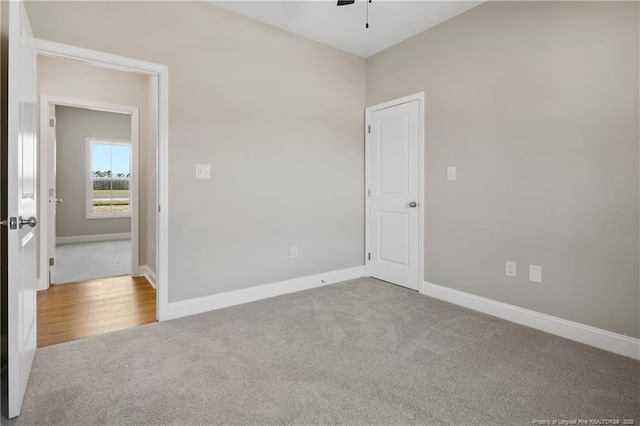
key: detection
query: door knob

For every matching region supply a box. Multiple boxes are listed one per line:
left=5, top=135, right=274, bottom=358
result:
left=408, top=202, right=418, bottom=208
left=19, top=216, right=37, bottom=229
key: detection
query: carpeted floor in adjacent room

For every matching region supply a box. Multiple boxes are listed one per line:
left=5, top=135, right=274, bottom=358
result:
left=54, top=239, right=131, bottom=284
left=10, top=278, right=640, bottom=425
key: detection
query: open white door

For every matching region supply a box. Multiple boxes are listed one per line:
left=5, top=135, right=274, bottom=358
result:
left=366, top=96, right=422, bottom=291
left=5, top=0, right=38, bottom=418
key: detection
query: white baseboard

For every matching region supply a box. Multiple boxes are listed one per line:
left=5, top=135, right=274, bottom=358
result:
left=56, top=232, right=131, bottom=245
left=165, top=266, right=366, bottom=321
left=138, top=265, right=156, bottom=289
left=421, top=281, right=640, bottom=360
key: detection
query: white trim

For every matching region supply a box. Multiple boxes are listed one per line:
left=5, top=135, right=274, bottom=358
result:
left=85, top=138, right=134, bottom=220
left=139, top=265, right=156, bottom=289
left=420, top=281, right=640, bottom=360
left=56, top=232, right=131, bottom=245
left=364, top=92, right=425, bottom=290
left=39, top=96, right=141, bottom=116
left=34, top=39, right=169, bottom=321
left=33, top=38, right=167, bottom=75
left=165, top=266, right=365, bottom=321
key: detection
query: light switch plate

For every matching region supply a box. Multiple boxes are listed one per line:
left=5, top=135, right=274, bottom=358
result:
left=529, top=265, right=542, bottom=283
left=447, top=166, right=456, bottom=181
left=195, top=164, right=211, bottom=179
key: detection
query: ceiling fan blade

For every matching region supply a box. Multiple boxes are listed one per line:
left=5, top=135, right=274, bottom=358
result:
left=337, top=0, right=355, bottom=6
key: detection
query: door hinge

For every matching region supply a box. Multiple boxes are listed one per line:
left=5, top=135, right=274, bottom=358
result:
left=367, top=189, right=371, bottom=197
left=49, top=257, right=55, bottom=266
left=367, top=125, right=371, bottom=134
left=368, top=252, right=371, bottom=261
left=0, top=217, right=17, bottom=230
left=49, top=118, right=56, bottom=127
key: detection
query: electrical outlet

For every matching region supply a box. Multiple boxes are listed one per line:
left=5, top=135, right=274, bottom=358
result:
left=291, top=246, right=298, bottom=258
left=529, top=265, right=542, bottom=283
left=506, top=261, right=517, bottom=278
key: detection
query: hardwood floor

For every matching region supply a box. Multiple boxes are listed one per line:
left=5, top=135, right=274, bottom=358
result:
left=37, top=275, right=156, bottom=348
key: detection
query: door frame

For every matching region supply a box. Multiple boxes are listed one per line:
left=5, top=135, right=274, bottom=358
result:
left=38, top=96, right=140, bottom=288
left=364, top=92, right=425, bottom=289
left=32, top=38, right=170, bottom=321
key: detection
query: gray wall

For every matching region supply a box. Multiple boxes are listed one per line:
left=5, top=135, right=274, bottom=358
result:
left=366, top=1, right=639, bottom=338
left=26, top=1, right=366, bottom=302
left=27, top=1, right=638, bottom=339
left=55, top=106, right=131, bottom=238
left=38, top=55, right=157, bottom=272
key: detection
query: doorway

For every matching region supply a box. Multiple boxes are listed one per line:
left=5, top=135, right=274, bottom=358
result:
left=365, top=93, right=425, bottom=291
left=45, top=102, right=139, bottom=286
left=36, top=56, right=157, bottom=348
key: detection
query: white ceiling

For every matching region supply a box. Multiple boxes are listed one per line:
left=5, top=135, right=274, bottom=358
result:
left=211, top=1, right=483, bottom=58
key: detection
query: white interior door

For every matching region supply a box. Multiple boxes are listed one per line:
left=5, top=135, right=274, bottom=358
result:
left=367, top=98, right=421, bottom=290
left=6, top=0, right=38, bottom=418
left=47, top=104, right=56, bottom=284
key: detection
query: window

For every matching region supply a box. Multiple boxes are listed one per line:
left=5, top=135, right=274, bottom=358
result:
left=86, top=139, right=132, bottom=218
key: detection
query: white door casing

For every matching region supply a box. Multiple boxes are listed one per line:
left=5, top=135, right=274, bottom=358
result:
left=38, top=96, right=140, bottom=289
left=47, top=104, right=56, bottom=284
left=6, top=0, right=39, bottom=417
left=365, top=93, right=424, bottom=291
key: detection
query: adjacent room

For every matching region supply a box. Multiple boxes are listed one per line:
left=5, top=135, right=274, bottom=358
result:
left=1, top=0, right=638, bottom=424
left=53, top=106, right=133, bottom=284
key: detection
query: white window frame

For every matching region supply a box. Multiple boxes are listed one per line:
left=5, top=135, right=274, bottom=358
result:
left=86, top=138, right=133, bottom=219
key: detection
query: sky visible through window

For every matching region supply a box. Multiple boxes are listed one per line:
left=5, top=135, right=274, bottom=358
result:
left=92, top=143, right=130, bottom=176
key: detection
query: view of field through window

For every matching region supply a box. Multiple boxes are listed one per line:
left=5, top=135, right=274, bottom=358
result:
left=90, top=141, right=131, bottom=215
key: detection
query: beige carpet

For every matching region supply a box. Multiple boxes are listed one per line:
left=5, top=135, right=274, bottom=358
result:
left=8, top=278, right=640, bottom=425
